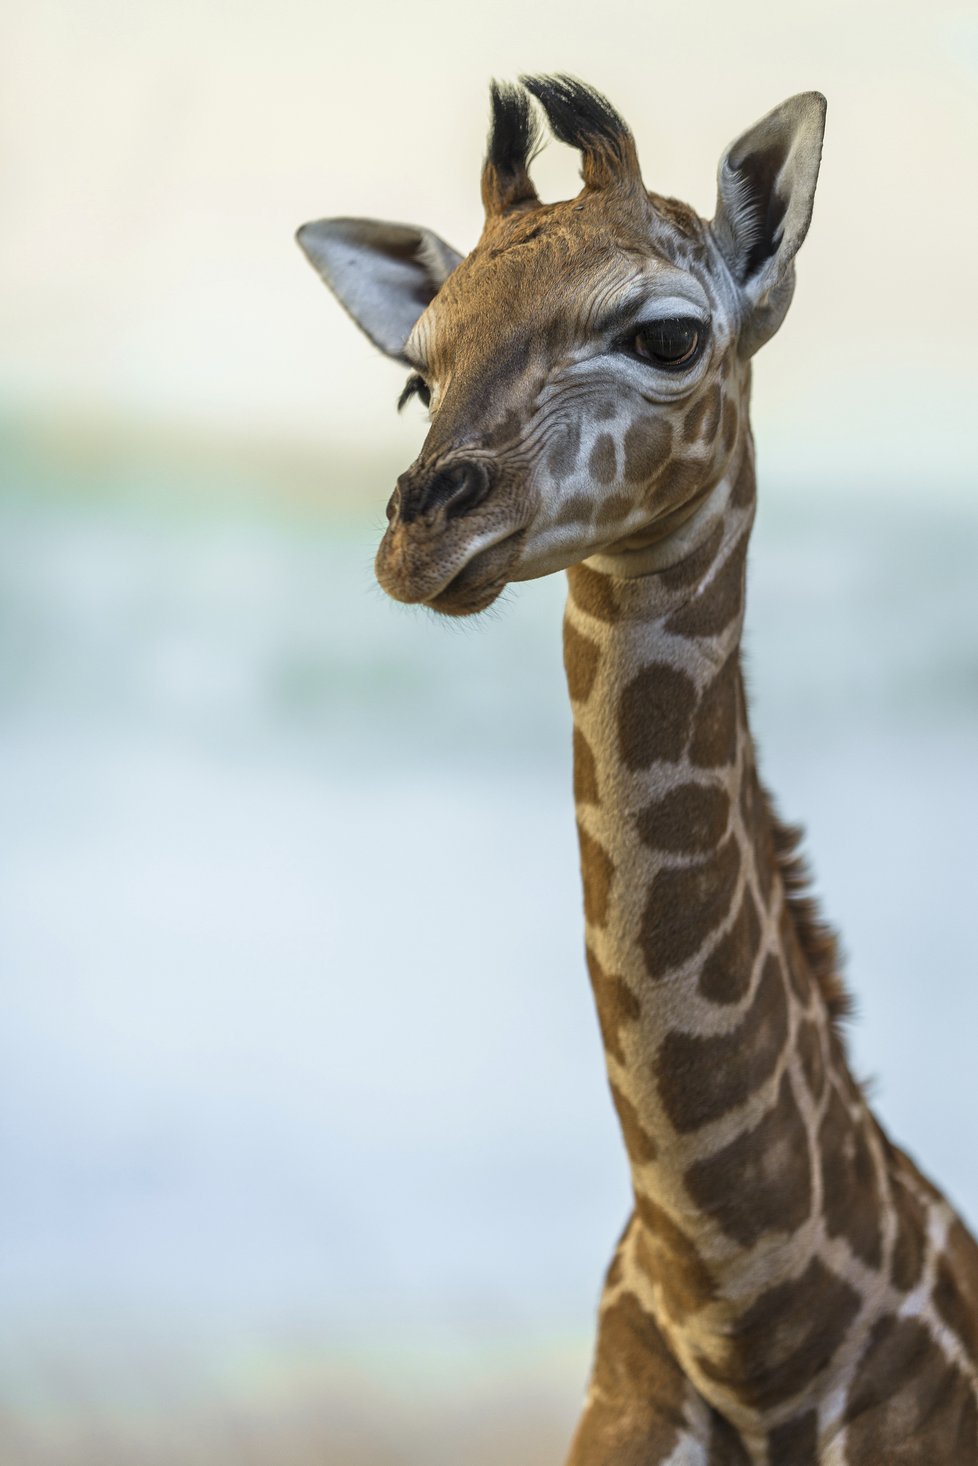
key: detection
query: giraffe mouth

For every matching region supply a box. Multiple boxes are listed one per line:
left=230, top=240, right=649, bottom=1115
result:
left=376, top=523, right=525, bottom=616
left=426, top=529, right=526, bottom=615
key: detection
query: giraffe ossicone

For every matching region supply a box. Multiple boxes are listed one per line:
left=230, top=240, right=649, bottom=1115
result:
left=298, top=75, right=978, bottom=1464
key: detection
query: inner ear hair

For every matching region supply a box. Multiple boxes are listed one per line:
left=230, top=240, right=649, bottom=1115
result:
left=714, top=93, right=826, bottom=293
left=712, top=92, right=826, bottom=355
left=720, top=143, right=791, bottom=282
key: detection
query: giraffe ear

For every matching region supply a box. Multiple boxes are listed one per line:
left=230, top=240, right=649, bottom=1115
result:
left=296, top=217, right=462, bottom=361
left=711, top=93, right=826, bottom=357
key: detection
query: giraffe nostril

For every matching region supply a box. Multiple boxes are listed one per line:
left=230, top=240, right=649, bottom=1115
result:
left=434, top=462, right=491, bottom=520
left=397, top=460, right=492, bottom=526
left=424, top=466, right=470, bottom=516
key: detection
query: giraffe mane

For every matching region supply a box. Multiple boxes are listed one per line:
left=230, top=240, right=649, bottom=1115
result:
left=764, top=789, right=855, bottom=1034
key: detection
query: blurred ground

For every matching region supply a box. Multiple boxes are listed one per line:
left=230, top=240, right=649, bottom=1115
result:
left=0, top=414, right=976, bottom=1462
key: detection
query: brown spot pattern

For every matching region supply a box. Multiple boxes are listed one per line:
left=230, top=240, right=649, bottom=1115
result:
left=657, top=953, right=788, bottom=1133
left=934, top=1221, right=978, bottom=1367
left=563, top=622, right=600, bottom=703
left=796, top=1018, right=826, bottom=1102
left=573, top=726, right=599, bottom=806
left=650, top=456, right=707, bottom=512
left=568, top=1291, right=686, bottom=1466
left=635, top=782, right=731, bottom=855
left=587, top=944, right=640, bottom=1066
left=578, top=824, right=614, bottom=928
left=707, top=1412, right=752, bottom=1464
left=547, top=418, right=581, bottom=479
left=618, top=662, right=698, bottom=770
left=603, top=1217, right=630, bottom=1290
left=844, top=1316, right=978, bottom=1461
left=623, top=417, right=672, bottom=485
left=889, top=1170, right=928, bottom=1292
left=721, top=398, right=738, bottom=456
left=690, top=653, right=740, bottom=768
left=659, top=520, right=725, bottom=591
left=818, top=1090, right=882, bottom=1268
left=683, top=384, right=722, bottom=444
left=555, top=491, right=595, bottom=527
left=589, top=432, right=617, bottom=484
left=699, top=885, right=762, bottom=1005
left=685, top=1071, right=811, bottom=1247
left=766, top=1410, right=818, bottom=1462
left=595, top=491, right=632, bottom=526
left=610, top=1080, right=658, bottom=1164
left=640, top=835, right=740, bottom=982
left=665, top=542, right=745, bottom=639
left=741, top=768, right=776, bottom=905
left=635, top=1192, right=716, bottom=1320
left=482, top=408, right=523, bottom=449
left=729, top=446, right=754, bottom=508
left=699, top=1257, right=860, bottom=1411
left=567, top=562, right=618, bottom=623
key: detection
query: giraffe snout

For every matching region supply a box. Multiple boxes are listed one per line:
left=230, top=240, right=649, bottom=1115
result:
left=389, top=459, right=493, bottom=528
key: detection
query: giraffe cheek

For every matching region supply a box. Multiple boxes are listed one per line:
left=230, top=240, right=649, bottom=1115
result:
left=594, top=493, right=633, bottom=528
left=546, top=418, right=583, bottom=480
left=623, top=418, right=673, bottom=485
left=588, top=432, right=618, bottom=484
left=647, top=456, right=710, bottom=515
left=682, top=383, right=722, bottom=445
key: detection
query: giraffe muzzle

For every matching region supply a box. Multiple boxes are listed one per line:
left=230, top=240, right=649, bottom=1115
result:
left=388, top=459, right=493, bottom=528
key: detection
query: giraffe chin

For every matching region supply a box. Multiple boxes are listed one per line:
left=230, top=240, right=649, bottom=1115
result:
left=378, top=529, right=525, bottom=617
left=427, top=575, right=505, bottom=617
left=427, top=530, right=527, bottom=615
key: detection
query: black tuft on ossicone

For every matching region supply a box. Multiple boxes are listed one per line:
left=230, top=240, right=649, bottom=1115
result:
left=482, top=80, right=542, bottom=215
left=487, top=80, right=541, bottom=185
left=519, top=73, right=636, bottom=181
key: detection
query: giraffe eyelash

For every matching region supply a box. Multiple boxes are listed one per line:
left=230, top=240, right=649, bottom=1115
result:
left=398, top=373, right=431, bottom=412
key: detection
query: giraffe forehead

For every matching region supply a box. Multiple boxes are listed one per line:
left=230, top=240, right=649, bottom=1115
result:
left=417, top=235, right=713, bottom=374
left=440, top=230, right=635, bottom=329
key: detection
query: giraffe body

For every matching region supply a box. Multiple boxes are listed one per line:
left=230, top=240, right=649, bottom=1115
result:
left=298, top=76, right=978, bottom=1463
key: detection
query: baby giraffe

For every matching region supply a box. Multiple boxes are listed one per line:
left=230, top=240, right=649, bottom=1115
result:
left=298, top=76, right=978, bottom=1463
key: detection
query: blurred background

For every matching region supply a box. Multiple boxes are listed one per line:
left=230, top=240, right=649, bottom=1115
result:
left=1, top=1, right=976, bottom=1461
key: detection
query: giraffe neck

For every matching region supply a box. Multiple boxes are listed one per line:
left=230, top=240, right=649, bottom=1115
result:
left=563, top=445, right=895, bottom=1438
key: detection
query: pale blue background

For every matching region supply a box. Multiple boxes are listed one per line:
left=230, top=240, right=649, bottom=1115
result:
left=1, top=428, right=975, bottom=1463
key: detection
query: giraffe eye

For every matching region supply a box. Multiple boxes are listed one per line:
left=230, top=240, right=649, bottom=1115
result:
left=397, top=373, right=431, bottom=412
left=630, top=318, right=702, bottom=369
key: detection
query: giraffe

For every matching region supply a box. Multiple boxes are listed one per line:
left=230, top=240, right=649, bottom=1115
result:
left=297, top=76, right=978, bottom=1462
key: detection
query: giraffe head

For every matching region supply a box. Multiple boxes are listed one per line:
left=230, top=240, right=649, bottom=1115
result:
left=298, top=77, right=825, bottom=615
